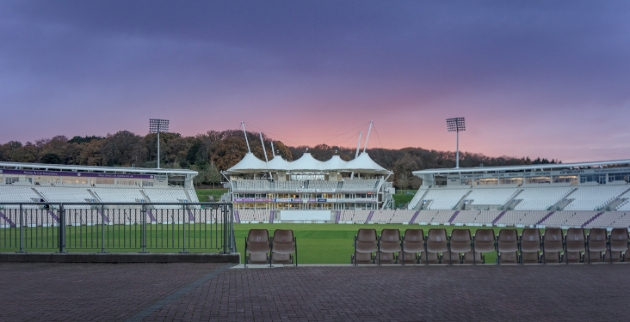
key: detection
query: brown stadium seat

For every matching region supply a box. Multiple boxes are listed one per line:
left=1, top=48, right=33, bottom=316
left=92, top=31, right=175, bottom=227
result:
left=271, top=252, right=293, bottom=264
left=542, top=228, right=564, bottom=263
left=247, top=253, right=269, bottom=265
left=520, top=228, right=541, bottom=264
left=542, top=251, right=562, bottom=263
left=352, top=252, right=374, bottom=264
left=378, top=252, right=396, bottom=264
left=419, top=251, right=440, bottom=264
left=378, top=229, right=401, bottom=264
left=587, top=251, right=604, bottom=262
left=398, top=251, right=418, bottom=264
left=245, top=229, right=270, bottom=267
left=608, top=228, right=629, bottom=263
left=565, top=228, right=586, bottom=264
left=499, top=251, right=519, bottom=263
left=401, top=229, right=425, bottom=264
left=449, top=229, right=472, bottom=265
left=441, top=250, right=462, bottom=264
left=426, top=229, right=448, bottom=265
left=497, top=229, right=519, bottom=264
left=353, top=229, right=377, bottom=265
left=471, top=229, right=496, bottom=265
left=462, top=250, right=483, bottom=264
left=271, top=229, right=297, bottom=266
left=587, top=228, right=607, bottom=264
left=603, top=250, right=622, bottom=262
left=565, top=251, right=583, bottom=263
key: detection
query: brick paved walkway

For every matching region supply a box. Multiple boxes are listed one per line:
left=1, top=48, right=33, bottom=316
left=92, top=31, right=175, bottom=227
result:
left=0, top=263, right=223, bottom=321
left=1, top=263, right=629, bottom=321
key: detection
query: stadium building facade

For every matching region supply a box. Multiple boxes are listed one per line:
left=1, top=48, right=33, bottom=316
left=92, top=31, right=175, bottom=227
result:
left=223, top=151, right=394, bottom=223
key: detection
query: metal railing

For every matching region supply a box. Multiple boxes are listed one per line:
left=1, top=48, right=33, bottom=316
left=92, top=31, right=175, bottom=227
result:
left=0, top=202, right=234, bottom=254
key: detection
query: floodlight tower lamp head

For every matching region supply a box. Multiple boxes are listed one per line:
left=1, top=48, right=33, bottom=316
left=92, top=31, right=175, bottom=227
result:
left=149, top=119, right=170, bottom=169
left=446, top=117, right=466, bottom=132
left=446, top=117, right=466, bottom=169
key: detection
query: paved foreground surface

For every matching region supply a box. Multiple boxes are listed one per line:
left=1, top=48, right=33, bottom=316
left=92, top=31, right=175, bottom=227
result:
left=1, top=263, right=629, bottom=321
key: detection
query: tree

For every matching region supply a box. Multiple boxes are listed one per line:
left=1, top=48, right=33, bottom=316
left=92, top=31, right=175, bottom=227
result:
left=100, top=131, right=145, bottom=166
left=40, top=153, right=61, bottom=164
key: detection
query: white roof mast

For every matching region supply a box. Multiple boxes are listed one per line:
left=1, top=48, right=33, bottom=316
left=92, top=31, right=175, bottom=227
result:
left=363, top=120, right=373, bottom=153
left=241, top=121, right=251, bottom=153
left=355, top=131, right=363, bottom=159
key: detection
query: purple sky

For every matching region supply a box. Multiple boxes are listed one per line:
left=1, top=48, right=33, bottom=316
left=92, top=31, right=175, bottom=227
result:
left=1, top=1, right=629, bottom=162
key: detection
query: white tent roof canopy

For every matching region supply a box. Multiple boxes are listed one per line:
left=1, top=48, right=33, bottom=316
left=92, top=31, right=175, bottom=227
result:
left=224, top=152, right=391, bottom=175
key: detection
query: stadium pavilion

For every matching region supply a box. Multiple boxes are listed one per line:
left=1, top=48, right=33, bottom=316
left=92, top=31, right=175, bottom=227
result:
left=223, top=151, right=394, bottom=223
left=402, top=159, right=630, bottom=229
left=0, top=161, right=200, bottom=207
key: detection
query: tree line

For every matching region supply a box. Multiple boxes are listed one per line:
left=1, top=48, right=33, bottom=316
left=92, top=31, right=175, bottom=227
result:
left=0, top=130, right=558, bottom=189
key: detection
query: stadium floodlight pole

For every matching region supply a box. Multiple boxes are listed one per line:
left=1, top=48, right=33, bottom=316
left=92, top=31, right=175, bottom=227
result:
left=446, top=117, right=466, bottom=169
left=149, top=119, right=169, bottom=169
left=241, top=121, right=251, bottom=153
left=363, top=121, right=373, bottom=153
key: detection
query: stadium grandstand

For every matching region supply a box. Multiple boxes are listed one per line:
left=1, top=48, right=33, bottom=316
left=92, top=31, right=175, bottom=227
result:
left=397, top=160, right=630, bottom=229
left=223, top=151, right=395, bottom=224
left=0, top=161, right=200, bottom=210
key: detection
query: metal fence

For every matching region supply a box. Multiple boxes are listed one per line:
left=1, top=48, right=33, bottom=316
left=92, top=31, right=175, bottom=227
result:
left=0, top=202, right=234, bottom=254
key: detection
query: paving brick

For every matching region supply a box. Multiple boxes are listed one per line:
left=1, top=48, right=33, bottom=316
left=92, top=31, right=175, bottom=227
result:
left=1, top=263, right=629, bottom=321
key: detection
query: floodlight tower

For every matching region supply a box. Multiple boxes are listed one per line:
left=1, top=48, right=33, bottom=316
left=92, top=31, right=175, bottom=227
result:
left=149, top=119, right=169, bottom=169
left=446, top=117, right=466, bottom=169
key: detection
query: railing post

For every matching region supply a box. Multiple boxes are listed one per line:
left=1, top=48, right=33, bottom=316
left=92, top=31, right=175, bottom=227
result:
left=59, top=205, right=66, bottom=253
left=99, top=205, right=107, bottom=253
left=17, top=204, right=25, bottom=253
left=230, top=204, right=235, bottom=253
left=180, top=204, right=188, bottom=253
left=222, top=204, right=228, bottom=254
left=140, top=204, right=148, bottom=253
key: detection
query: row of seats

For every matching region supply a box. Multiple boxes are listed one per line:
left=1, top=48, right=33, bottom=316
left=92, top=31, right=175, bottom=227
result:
left=244, top=229, right=297, bottom=267
left=0, top=186, right=196, bottom=208
left=345, top=209, right=630, bottom=228
left=237, top=209, right=272, bottom=223
left=351, top=228, right=630, bottom=265
left=409, top=184, right=630, bottom=211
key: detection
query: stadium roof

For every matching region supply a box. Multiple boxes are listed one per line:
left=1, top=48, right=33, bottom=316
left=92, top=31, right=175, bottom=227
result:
left=224, top=152, right=391, bottom=175
left=0, top=161, right=198, bottom=176
left=413, top=159, right=630, bottom=176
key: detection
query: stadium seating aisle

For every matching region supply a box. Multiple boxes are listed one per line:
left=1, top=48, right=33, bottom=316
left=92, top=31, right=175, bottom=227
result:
left=0, top=186, right=41, bottom=207
left=450, top=210, right=480, bottom=225
left=423, top=188, right=470, bottom=210
left=541, top=211, right=599, bottom=227
left=466, top=188, right=519, bottom=207
left=238, top=209, right=269, bottom=223
left=143, top=188, right=189, bottom=208
left=390, top=210, right=416, bottom=224
left=352, top=210, right=372, bottom=224
left=514, top=186, right=574, bottom=210
left=407, top=187, right=428, bottom=210
left=36, top=187, right=93, bottom=208
left=564, top=185, right=630, bottom=210
left=92, top=188, right=144, bottom=203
